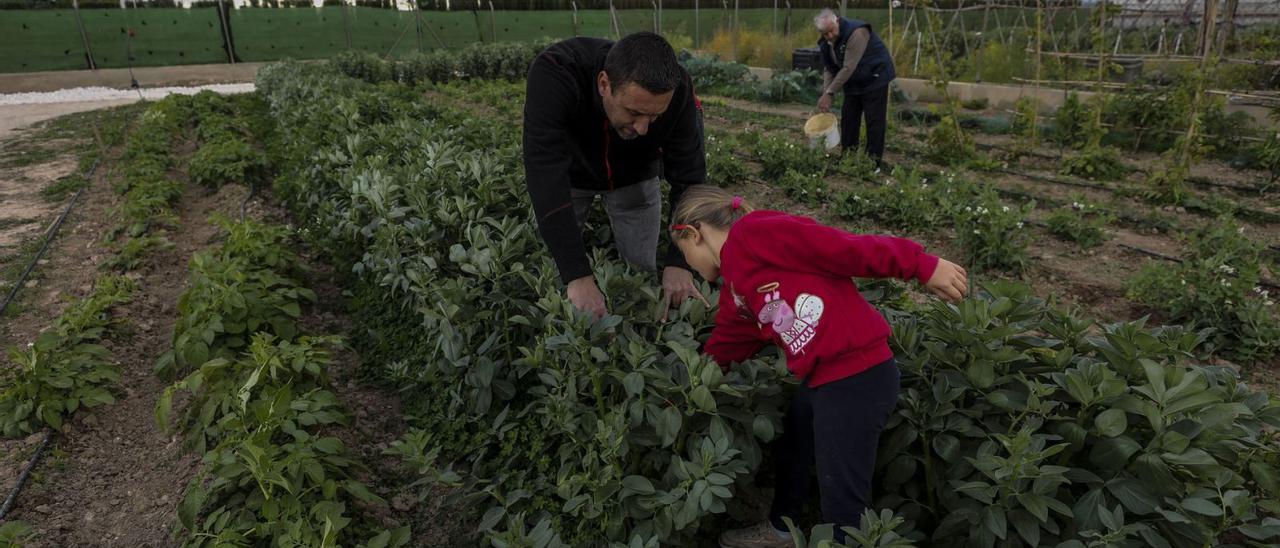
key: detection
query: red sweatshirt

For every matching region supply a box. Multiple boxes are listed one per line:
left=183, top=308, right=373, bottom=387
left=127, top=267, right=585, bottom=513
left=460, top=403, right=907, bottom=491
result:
left=703, top=210, right=940, bottom=387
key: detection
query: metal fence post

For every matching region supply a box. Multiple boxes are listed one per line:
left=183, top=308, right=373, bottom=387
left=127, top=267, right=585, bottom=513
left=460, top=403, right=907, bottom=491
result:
left=71, top=0, right=97, bottom=70
left=342, top=1, right=353, bottom=49
left=216, top=0, right=237, bottom=64
left=571, top=0, right=579, bottom=36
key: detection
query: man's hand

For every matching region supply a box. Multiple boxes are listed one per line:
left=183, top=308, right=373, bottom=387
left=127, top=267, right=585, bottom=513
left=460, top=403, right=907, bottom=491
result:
left=662, top=266, right=711, bottom=322
left=924, top=259, right=969, bottom=303
left=567, top=275, right=608, bottom=320
left=817, top=93, right=833, bottom=113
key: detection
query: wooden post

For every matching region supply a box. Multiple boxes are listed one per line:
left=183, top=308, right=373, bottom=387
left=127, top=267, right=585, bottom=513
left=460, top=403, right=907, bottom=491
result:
left=414, top=0, right=423, bottom=51
left=1197, top=0, right=1219, bottom=57
left=71, top=0, right=96, bottom=70
left=694, top=0, right=700, bottom=47
left=784, top=0, right=791, bottom=37
left=216, top=0, right=236, bottom=63
left=1217, top=0, right=1239, bottom=55
left=609, top=0, right=620, bottom=39
left=471, top=0, right=484, bottom=42
left=342, top=1, right=353, bottom=49
left=913, top=30, right=921, bottom=72
left=571, top=0, right=579, bottom=36
left=887, top=0, right=894, bottom=54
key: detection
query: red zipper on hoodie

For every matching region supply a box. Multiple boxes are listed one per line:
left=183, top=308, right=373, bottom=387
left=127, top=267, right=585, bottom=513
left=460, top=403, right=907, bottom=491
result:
left=602, top=118, right=614, bottom=190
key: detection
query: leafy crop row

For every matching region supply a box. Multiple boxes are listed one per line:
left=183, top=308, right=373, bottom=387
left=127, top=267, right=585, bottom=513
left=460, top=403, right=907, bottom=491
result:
left=267, top=56, right=1280, bottom=547
left=155, top=215, right=406, bottom=547
left=0, top=275, right=134, bottom=436
left=185, top=91, right=269, bottom=190
left=260, top=60, right=792, bottom=546
left=111, top=98, right=187, bottom=240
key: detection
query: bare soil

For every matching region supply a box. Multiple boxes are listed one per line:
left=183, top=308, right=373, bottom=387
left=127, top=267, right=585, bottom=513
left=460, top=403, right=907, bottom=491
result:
left=0, top=100, right=418, bottom=545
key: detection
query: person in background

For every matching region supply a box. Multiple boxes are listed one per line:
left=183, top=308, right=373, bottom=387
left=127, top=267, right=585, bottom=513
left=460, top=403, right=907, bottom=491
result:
left=667, top=185, right=968, bottom=547
left=814, top=8, right=897, bottom=166
left=523, top=31, right=709, bottom=321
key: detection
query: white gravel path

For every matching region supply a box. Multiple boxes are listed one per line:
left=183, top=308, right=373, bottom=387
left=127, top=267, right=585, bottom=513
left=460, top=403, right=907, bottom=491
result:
left=0, top=83, right=256, bottom=106
left=0, top=83, right=256, bottom=140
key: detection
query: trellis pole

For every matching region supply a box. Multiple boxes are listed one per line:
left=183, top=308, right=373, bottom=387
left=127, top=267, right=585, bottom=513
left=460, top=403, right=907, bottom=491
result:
left=71, top=0, right=96, bottom=69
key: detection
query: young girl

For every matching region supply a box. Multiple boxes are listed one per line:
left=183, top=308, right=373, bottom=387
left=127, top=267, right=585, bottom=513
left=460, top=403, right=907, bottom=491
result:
left=668, top=186, right=968, bottom=547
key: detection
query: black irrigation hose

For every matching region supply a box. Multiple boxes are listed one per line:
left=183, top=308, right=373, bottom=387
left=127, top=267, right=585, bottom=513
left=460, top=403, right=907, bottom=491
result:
left=0, top=428, right=53, bottom=522
left=0, top=100, right=140, bottom=521
left=239, top=182, right=257, bottom=223
left=0, top=158, right=98, bottom=317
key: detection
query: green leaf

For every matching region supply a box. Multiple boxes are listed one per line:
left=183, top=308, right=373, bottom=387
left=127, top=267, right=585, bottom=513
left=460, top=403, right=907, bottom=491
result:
left=1106, top=478, right=1160, bottom=515
left=1009, top=510, right=1041, bottom=547
left=477, top=506, right=505, bottom=532
left=1094, top=408, right=1128, bottom=438
left=1181, top=497, right=1223, bottom=517
left=156, top=386, right=174, bottom=431
left=622, top=372, right=644, bottom=397
left=1018, top=493, right=1050, bottom=522
left=659, top=406, right=681, bottom=447
left=690, top=386, right=716, bottom=412
left=179, top=485, right=206, bottom=532
left=1090, top=436, right=1142, bottom=469
left=1238, top=523, right=1280, bottom=541
left=621, top=475, right=655, bottom=496
left=933, top=434, right=961, bottom=462
left=981, top=506, right=1008, bottom=540
left=1073, top=489, right=1106, bottom=531
left=345, top=481, right=383, bottom=504
left=752, top=415, right=774, bottom=441
left=314, top=437, right=343, bottom=454
left=1163, top=448, right=1216, bottom=467
left=279, top=302, right=302, bottom=317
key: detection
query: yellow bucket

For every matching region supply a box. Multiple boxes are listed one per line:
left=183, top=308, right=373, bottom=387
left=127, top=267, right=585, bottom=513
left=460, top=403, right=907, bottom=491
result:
left=803, top=113, right=840, bottom=151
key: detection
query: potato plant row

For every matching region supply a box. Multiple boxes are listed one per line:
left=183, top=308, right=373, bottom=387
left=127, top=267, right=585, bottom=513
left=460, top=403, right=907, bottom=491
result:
left=153, top=216, right=408, bottom=547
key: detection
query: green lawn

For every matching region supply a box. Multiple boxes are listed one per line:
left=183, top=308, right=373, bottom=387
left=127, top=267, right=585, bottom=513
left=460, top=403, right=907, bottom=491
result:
left=1, top=6, right=1087, bottom=73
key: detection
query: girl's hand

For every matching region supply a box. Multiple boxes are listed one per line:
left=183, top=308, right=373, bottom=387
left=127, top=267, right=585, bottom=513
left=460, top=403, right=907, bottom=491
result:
left=925, top=259, right=969, bottom=303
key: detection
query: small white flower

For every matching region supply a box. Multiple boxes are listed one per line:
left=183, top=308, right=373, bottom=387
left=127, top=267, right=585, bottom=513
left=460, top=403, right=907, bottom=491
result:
left=965, top=206, right=973, bottom=212
left=1238, top=227, right=1245, bottom=234
left=1002, top=206, right=1010, bottom=213
left=1221, top=279, right=1232, bottom=287
left=1266, top=300, right=1275, bottom=307
left=1181, top=279, right=1187, bottom=285
left=874, top=168, right=882, bottom=174
left=26, top=342, right=33, bottom=348
left=1226, top=299, right=1233, bottom=305
left=1016, top=222, right=1024, bottom=228
left=973, top=229, right=980, bottom=234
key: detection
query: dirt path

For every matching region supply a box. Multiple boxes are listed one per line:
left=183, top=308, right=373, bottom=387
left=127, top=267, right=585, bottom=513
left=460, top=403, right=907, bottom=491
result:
left=0, top=164, right=255, bottom=545
left=0, top=100, right=137, bottom=141
left=0, top=96, right=422, bottom=545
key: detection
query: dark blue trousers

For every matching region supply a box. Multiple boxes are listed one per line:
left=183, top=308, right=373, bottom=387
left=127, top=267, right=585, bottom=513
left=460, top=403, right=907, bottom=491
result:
left=768, top=358, right=901, bottom=536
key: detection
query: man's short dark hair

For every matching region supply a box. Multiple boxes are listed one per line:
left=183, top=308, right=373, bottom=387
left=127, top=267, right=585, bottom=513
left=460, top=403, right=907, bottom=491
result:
left=603, top=32, right=683, bottom=95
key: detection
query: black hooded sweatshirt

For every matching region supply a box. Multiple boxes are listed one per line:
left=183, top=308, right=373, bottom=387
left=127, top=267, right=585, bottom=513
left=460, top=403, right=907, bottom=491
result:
left=522, top=37, right=706, bottom=285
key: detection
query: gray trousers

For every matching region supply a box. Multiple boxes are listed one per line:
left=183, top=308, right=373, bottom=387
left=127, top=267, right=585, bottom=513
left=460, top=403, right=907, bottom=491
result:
left=571, top=177, right=661, bottom=273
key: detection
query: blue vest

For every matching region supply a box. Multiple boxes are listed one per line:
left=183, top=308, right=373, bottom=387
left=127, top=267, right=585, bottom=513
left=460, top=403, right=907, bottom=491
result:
left=818, top=17, right=896, bottom=94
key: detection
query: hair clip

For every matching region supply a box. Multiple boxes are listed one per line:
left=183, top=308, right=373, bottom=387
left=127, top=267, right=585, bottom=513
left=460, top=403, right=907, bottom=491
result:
left=731, top=196, right=743, bottom=210
left=670, top=224, right=695, bottom=232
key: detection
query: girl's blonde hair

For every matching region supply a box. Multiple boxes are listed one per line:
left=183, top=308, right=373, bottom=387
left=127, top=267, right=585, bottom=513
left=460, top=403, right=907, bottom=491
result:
left=671, top=185, right=753, bottom=239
